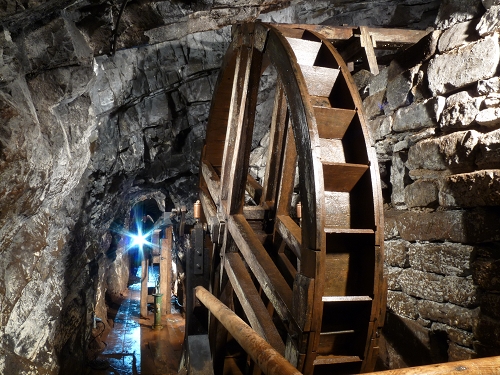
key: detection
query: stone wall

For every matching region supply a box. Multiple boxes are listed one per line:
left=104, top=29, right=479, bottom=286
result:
left=356, top=1, right=500, bottom=368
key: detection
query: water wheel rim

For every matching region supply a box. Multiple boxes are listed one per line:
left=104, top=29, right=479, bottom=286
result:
left=200, top=22, right=385, bottom=375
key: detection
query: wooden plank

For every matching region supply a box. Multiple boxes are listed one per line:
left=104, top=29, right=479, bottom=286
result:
left=227, top=214, right=295, bottom=328
left=277, top=252, right=297, bottom=284
left=276, top=215, right=302, bottom=260
left=140, top=256, right=149, bottom=318
left=300, top=65, right=339, bottom=97
left=160, top=228, right=173, bottom=315
left=322, top=162, right=369, bottom=192
left=246, top=173, right=263, bottom=204
left=201, top=159, right=221, bottom=206
left=243, top=205, right=266, bottom=220
left=199, top=186, right=217, bottom=219
left=324, top=228, right=374, bottom=234
left=262, top=81, right=287, bottom=206
left=275, top=23, right=354, bottom=41
left=220, top=45, right=262, bottom=215
left=292, top=273, right=315, bottom=332
left=322, top=296, right=372, bottom=302
left=275, top=126, right=297, bottom=216
left=360, top=26, right=379, bottom=75
left=367, top=27, right=430, bottom=47
left=314, top=355, right=362, bottom=365
left=275, top=24, right=429, bottom=47
left=324, top=191, right=350, bottom=229
left=315, top=107, right=356, bottom=139
left=324, top=252, right=349, bottom=296
left=225, top=252, right=286, bottom=355
left=285, top=37, right=322, bottom=66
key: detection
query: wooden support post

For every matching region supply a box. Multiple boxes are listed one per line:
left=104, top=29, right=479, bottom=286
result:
left=359, top=26, right=379, bottom=75
left=140, top=255, right=149, bottom=318
left=160, top=226, right=172, bottom=315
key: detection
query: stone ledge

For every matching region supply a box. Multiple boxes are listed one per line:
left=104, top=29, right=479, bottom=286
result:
left=417, top=300, right=479, bottom=330
left=385, top=208, right=500, bottom=243
left=440, top=170, right=500, bottom=207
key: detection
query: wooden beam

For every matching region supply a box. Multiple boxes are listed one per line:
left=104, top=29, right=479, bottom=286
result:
left=275, top=215, right=302, bottom=260
left=225, top=253, right=286, bottom=355
left=274, top=23, right=429, bottom=47
left=227, top=214, right=295, bottom=327
left=246, top=174, right=263, bottom=204
left=360, top=26, right=379, bottom=75
left=201, top=159, right=221, bottom=206
left=364, top=356, right=500, bottom=375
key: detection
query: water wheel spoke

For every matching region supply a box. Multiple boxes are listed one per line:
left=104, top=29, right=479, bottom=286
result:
left=200, top=22, right=385, bottom=375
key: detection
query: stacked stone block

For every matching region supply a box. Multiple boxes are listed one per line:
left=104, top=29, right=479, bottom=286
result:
left=358, top=1, right=500, bottom=367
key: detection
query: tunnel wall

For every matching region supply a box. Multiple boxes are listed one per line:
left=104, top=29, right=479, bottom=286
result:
left=355, top=3, right=500, bottom=368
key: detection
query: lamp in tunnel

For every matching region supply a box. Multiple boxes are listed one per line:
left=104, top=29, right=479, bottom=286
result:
left=128, top=227, right=154, bottom=254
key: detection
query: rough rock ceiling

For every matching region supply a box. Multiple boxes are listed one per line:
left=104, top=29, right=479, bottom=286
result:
left=1, top=0, right=440, bottom=55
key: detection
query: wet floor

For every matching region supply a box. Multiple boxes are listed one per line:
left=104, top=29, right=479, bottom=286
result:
left=86, top=266, right=185, bottom=375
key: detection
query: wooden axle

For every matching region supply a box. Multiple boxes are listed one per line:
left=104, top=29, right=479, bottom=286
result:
left=194, top=286, right=302, bottom=375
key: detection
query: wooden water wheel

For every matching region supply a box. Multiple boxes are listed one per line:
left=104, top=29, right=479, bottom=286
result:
left=198, top=22, right=385, bottom=375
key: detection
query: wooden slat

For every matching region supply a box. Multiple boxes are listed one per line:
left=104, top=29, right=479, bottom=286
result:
left=285, top=37, right=322, bottom=66
left=322, top=162, right=369, bottom=192
left=199, top=186, right=217, bottom=219
left=315, top=107, right=356, bottom=139
left=275, top=24, right=354, bottom=41
left=225, top=253, right=286, bottom=355
left=275, top=24, right=429, bottom=47
left=227, top=214, right=295, bottom=328
left=246, top=174, right=263, bottom=204
left=201, top=159, right=221, bottom=205
left=367, top=27, right=430, bottom=47
left=314, top=355, right=362, bottom=365
left=324, top=191, right=350, bottom=229
left=262, top=81, right=287, bottom=206
left=300, top=65, right=339, bottom=97
left=220, top=45, right=262, bottom=215
left=324, top=228, right=374, bottom=234
left=324, top=252, right=349, bottom=296
left=360, top=26, right=379, bottom=75
left=322, top=296, right=372, bottom=302
left=275, top=215, right=302, bottom=260
left=278, top=252, right=297, bottom=283
left=242, top=205, right=266, bottom=220
left=275, top=126, right=296, bottom=217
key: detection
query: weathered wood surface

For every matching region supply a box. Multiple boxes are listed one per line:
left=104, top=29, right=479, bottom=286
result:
left=199, top=22, right=385, bottom=375
left=365, top=356, right=500, bottom=375
left=225, top=252, right=286, bottom=354
left=195, top=286, right=303, bottom=375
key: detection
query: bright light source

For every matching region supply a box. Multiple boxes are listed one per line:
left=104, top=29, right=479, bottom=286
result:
left=129, top=230, right=149, bottom=248
left=127, top=227, right=154, bottom=252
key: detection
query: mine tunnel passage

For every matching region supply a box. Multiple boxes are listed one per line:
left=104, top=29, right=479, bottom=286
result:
left=87, top=197, right=186, bottom=374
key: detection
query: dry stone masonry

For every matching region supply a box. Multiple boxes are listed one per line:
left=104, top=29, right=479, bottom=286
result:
left=357, top=0, right=500, bottom=367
